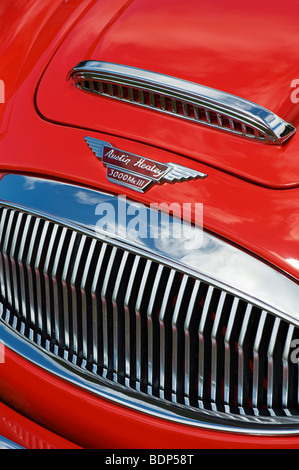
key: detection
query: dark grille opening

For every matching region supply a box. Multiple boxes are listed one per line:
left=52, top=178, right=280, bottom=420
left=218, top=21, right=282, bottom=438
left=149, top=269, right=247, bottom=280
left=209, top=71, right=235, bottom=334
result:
left=1, top=206, right=299, bottom=419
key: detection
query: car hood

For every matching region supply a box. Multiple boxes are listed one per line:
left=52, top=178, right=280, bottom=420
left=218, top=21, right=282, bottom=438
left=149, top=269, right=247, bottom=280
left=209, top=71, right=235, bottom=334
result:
left=36, top=0, right=299, bottom=188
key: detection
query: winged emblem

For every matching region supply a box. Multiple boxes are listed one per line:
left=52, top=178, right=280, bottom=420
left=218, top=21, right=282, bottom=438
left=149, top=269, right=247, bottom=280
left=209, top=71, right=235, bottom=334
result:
left=85, top=136, right=207, bottom=192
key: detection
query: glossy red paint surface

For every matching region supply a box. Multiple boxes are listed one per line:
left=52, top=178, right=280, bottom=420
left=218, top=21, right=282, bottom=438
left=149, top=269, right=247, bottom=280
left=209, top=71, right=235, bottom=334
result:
left=2, top=346, right=299, bottom=449
left=0, top=400, right=81, bottom=449
left=1, top=0, right=299, bottom=449
left=36, top=0, right=299, bottom=188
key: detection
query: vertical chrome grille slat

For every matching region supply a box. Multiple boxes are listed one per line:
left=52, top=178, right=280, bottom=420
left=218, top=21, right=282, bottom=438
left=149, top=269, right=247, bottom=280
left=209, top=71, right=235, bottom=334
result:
left=147, top=264, right=164, bottom=392
left=26, top=217, right=41, bottom=326
left=0, top=209, right=8, bottom=300
left=159, top=269, right=176, bottom=397
left=112, top=250, right=129, bottom=380
left=135, top=259, right=152, bottom=389
left=171, top=274, right=188, bottom=402
left=81, top=238, right=97, bottom=364
left=70, top=234, right=88, bottom=361
left=101, top=246, right=118, bottom=374
left=123, top=255, right=141, bottom=384
left=252, top=310, right=267, bottom=411
left=282, top=324, right=295, bottom=409
left=184, top=280, right=201, bottom=404
left=52, top=226, right=68, bottom=345
left=267, top=317, right=281, bottom=410
left=91, top=242, right=108, bottom=367
left=34, top=220, right=50, bottom=332
left=198, top=285, right=214, bottom=401
left=9, top=212, right=23, bottom=316
left=211, top=291, right=227, bottom=404
left=43, top=224, right=59, bottom=338
left=61, top=231, right=78, bottom=351
left=224, top=297, right=239, bottom=405
left=17, top=214, right=33, bottom=323
left=3, top=210, right=15, bottom=309
left=237, top=304, right=253, bottom=409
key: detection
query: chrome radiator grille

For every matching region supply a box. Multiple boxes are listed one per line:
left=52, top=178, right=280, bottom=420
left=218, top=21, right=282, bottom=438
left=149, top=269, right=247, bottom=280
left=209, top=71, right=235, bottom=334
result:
left=1, top=205, right=299, bottom=418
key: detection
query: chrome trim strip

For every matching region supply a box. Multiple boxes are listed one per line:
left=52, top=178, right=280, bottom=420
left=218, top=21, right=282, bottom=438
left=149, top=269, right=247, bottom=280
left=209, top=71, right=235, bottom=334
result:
left=0, top=435, right=24, bottom=450
left=69, top=61, right=296, bottom=144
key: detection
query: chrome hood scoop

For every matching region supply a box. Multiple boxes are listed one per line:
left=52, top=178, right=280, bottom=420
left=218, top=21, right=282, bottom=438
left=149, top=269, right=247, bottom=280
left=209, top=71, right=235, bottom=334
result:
left=69, top=60, right=296, bottom=145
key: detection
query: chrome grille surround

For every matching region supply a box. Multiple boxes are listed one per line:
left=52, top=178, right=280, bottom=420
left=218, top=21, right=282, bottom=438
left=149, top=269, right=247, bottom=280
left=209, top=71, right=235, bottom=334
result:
left=68, top=61, right=296, bottom=145
left=1, top=175, right=299, bottom=435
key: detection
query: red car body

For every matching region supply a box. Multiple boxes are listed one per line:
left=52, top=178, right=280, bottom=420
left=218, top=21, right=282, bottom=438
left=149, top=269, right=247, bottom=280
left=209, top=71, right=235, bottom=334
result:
left=1, top=0, right=299, bottom=449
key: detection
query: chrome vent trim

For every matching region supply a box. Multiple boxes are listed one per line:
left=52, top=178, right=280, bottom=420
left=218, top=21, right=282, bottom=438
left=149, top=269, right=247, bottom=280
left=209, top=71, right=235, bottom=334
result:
left=1, top=175, right=299, bottom=435
left=68, top=61, right=296, bottom=145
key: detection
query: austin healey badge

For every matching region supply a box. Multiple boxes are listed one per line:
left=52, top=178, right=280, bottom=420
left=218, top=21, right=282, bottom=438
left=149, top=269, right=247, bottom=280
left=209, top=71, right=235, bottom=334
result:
left=85, top=136, right=207, bottom=192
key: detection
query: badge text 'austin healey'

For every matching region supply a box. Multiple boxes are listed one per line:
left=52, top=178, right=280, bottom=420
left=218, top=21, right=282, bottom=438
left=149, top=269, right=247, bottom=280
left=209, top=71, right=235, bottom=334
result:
left=85, top=137, right=207, bottom=192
